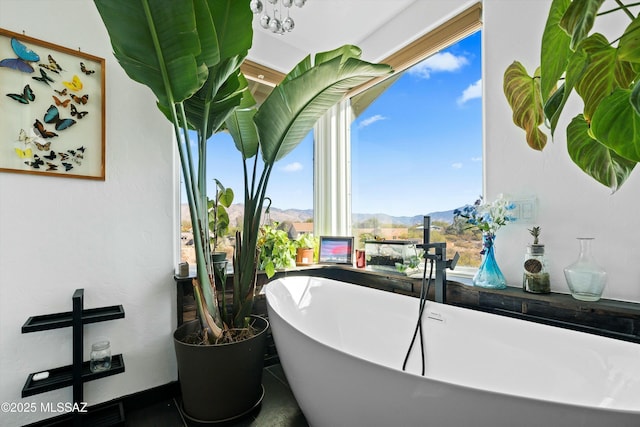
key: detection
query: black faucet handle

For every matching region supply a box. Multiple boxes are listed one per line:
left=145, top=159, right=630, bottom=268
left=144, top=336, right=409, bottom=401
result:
left=447, top=252, right=460, bottom=270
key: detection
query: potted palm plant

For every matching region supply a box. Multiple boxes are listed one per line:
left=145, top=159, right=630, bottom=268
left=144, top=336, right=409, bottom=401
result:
left=503, top=0, right=639, bottom=192
left=94, top=0, right=392, bottom=422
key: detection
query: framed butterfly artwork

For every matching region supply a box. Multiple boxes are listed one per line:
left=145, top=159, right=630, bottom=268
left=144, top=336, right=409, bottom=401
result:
left=0, top=28, right=105, bottom=180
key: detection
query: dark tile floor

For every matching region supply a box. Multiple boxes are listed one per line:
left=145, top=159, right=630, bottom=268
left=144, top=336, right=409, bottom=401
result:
left=125, top=364, right=309, bottom=427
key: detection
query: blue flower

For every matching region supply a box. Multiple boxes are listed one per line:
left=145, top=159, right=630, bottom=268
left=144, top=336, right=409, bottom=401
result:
left=453, top=194, right=515, bottom=236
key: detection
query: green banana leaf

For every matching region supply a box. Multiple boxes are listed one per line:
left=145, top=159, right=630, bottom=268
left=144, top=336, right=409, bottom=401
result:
left=94, top=0, right=211, bottom=107
left=256, top=45, right=393, bottom=164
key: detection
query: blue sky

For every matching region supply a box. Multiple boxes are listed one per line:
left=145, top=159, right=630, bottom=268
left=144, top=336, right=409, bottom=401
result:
left=190, top=31, right=482, bottom=217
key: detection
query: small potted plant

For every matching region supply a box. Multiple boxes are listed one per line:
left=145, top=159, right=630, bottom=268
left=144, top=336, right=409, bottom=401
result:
left=294, top=232, right=317, bottom=266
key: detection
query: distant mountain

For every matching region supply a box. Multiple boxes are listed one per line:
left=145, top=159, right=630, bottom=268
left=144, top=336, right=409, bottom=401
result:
left=181, top=204, right=456, bottom=226
left=181, top=204, right=314, bottom=227
left=352, top=209, right=455, bottom=227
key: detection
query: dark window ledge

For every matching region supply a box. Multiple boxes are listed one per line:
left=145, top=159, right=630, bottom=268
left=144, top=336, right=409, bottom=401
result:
left=176, top=265, right=640, bottom=344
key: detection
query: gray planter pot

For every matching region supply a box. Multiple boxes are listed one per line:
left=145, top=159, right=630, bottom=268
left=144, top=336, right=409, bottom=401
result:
left=173, top=316, right=269, bottom=423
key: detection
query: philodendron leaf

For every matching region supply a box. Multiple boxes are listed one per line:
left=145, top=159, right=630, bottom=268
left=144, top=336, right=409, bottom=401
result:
left=545, top=46, right=589, bottom=136
left=632, top=80, right=640, bottom=116
left=540, top=0, right=571, bottom=104
left=618, top=15, right=640, bottom=63
left=503, top=61, right=547, bottom=150
left=575, top=33, right=636, bottom=121
left=591, top=88, right=640, bottom=162
left=559, top=0, right=604, bottom=50
left=567, top=114, right=636, bottom=192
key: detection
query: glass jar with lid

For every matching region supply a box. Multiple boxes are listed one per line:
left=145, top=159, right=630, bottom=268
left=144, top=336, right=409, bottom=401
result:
left=90, top=340, right=112, bottom=373
left=522, top=227, right=550, bottom=294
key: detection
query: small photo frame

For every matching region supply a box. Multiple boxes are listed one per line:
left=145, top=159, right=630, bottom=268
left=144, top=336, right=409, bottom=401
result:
left=0, top=27, right=105, bottom=180
left=318, top=236, right=354, bottom=265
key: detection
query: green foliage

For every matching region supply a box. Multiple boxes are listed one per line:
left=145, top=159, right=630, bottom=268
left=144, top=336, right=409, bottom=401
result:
left=208, top=179, right=234, bottom=251
left=503, top=0, right=640, bottom=192
left=257, top=224, right=296, bottom=278
left=294, top=232, right=317, bottom=249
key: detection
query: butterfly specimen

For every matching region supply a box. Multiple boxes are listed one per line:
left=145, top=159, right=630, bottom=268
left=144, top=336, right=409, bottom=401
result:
left=32, top=68, right=55, bottom=86
left=70, top=93, right=88, bottom=105
left=0, top=38, right=39, bottom=73
left=43, top=151, right=57, bottom=160
left=80, top=62, right=95, bottom=75
left=33, top=119, right=58, bottom=138
left=6, top=84, right=35, bottom=104
left=34, top=141, right=52, bottom=151
left=62, top=162, right=73, bottom=171
left=44, top=105, right=76, bottom=130
left=46, top=162, right=58, bottom=171
left=17, top=128, right=37, bottom=144
left=54, top=88, right=67, bottom=96
left=39, top=54, right=62, bottom=73
left=15, top=147, right=33, bottom=158
left=25, top=155, right=44, bottom=169
left=77, top=146, right=86, bottom=153
left=52, top=95, right=70, bottom=108
left=68, top=150, right=76, bottom=157
left=62, top=75, right=83, bottom=91
left=70, top=104, right=88, bottom=119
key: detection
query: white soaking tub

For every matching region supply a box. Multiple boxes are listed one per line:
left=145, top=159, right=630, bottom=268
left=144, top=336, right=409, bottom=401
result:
left=265, top=275, right=640, bottom=427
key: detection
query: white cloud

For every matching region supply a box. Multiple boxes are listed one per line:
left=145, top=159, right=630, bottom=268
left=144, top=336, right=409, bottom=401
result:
left=457, top=79, right=482, bottom=106
left=358, top=114, right=387, bottom=128
left=408, top=52, right=469, bottom=79
left=281, top=162, right=303, bottom=172
left=471, top=157, right=482, bottom=162
left=451, top=162, right=463, bottom=169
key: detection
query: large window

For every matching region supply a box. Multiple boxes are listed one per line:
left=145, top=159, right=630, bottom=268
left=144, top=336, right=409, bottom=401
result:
left=179, top=4, right=484, bottom=268
left=351, top=28, right=483, bottom=268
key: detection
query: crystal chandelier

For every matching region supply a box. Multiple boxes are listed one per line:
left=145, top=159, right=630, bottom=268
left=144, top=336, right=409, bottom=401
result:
left=250, top=0, right=308, bottom=34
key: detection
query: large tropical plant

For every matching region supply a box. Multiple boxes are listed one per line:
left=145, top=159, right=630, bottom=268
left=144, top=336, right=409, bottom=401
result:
left=503, top=0, right=640, bottom=192
left=94, top=0, right=392, bottom=343
left=225, top=44, right=392, bottom=327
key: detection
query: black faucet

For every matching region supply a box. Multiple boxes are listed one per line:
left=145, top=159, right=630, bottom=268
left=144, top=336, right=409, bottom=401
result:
left=417, top=216, right=459, bottom=304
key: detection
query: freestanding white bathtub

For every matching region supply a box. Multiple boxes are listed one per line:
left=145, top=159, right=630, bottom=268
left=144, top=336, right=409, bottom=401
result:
left=265, top=276, right=640, bottom=427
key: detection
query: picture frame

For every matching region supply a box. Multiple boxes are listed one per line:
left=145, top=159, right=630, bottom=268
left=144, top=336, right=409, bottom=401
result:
left=0, top=28, right=105, bottom=180
left=318, top=236, right=354, bottom=265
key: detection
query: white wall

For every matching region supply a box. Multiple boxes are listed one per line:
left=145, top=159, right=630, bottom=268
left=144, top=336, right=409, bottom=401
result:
left=0, top=1, right=178, bottom=425
left=484, top=0, right=640, bottom=302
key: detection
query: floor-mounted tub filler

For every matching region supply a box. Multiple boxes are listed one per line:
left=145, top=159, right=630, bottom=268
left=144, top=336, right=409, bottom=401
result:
left=265, top=276, right=640, bottom=427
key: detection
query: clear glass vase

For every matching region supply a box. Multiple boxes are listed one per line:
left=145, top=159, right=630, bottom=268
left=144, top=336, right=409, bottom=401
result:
left=564, top=237, right=607, bottom=301
left=473, top=233, right=507, bottom=289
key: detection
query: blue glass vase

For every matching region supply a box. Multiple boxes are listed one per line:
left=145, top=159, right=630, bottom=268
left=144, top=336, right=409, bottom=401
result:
left=473, top=233, right=507, bottom=289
